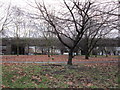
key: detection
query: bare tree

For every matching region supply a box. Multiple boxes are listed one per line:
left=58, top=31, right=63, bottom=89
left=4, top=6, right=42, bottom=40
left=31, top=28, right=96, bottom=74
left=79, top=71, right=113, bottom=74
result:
left=82, top=18, right=114, bottom=59
left=32, top=0, right=118, bottom=65
left=7, top=6, right=27, bottom=55
left=42, top=23, right=55, bottom=57
left=98, top=1, right=119, bottom=33
left=0, top=2, right=11, bottom=37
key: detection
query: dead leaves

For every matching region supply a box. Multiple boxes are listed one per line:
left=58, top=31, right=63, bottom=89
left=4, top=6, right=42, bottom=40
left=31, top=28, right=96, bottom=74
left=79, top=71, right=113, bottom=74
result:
left=2, top=63, right=119, bottom=88
left=84, top=62, right=118, bottom=68
left=31, top=75, right=42, bottom=84
left=1, top=85, right=10, bottom=88
left=86, top=83, right=93, bottom=87
left=66, top=81, right=73, bottom=85
left=17, top=71, right=26, bottom=76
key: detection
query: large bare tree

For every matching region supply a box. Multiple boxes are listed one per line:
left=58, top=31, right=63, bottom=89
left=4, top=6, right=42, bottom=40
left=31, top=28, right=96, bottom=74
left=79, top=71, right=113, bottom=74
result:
left=33, top=0, right=118, bottom=65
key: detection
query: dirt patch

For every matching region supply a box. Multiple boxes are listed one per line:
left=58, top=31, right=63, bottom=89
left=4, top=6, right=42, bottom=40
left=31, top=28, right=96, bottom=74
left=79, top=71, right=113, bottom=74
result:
left=2, top=55, right=119, bottom=64
left=41, top=64, right=62, bottom=66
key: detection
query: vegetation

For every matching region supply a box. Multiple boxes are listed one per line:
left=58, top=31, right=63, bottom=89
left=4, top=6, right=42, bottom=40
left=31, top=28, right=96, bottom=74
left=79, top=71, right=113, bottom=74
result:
left=2, top=63, right=119, bottom=88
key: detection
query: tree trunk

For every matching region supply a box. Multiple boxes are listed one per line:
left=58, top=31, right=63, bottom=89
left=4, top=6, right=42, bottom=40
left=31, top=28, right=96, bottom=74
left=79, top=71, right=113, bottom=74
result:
left=60, top=50, right=64, bottom=55
left=104, top=49, right=108, bottom=57
left=105, top=53, right=108, bottom=57
left=84, top=36, right=89, bottom=59
left=85, top=48, right=89, bottom=59
left=67, top=49, right=73, bottom=65
left=76, top=50, right=79, bottom=56
left=51, top=47, right=53, bottom=56
left=42, top=48, right=44, bottom=55
left=85, top=53, right=89, bottom=59
left=17, top=45, right=19, bottom=56
left=35, top=45, right=37, bottom=55
left=113, top=51, right=116, bottom=55
left=27, top=44, right=29, bottom=55
left=101, top=50, right=104, bottom=55
left=48, top=48, right=50, bottom=57
left=17, top=38, right=19, bottom=56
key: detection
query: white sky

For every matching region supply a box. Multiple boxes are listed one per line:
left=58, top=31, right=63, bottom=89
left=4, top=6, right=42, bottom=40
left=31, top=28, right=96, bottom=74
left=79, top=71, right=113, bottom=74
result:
left=0, top=0, right=62, bottom=13
left=0, top=0, right=118, bottom=13
left=0, top=0, right=119, bottom=38
left=0, top=0, right=60, bottom=7
left=0, top=0, right=117, bottom=13
left=0, top=0, right=116, bottom=7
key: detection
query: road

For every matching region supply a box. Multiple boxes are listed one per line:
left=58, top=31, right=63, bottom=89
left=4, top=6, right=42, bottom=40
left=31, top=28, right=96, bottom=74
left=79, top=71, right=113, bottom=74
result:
left=1, top=60, right=120, bottom=64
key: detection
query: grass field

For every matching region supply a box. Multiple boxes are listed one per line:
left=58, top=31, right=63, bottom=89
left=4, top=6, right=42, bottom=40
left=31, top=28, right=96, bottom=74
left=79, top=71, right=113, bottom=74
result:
left=2, top=62, right=119, bottom=88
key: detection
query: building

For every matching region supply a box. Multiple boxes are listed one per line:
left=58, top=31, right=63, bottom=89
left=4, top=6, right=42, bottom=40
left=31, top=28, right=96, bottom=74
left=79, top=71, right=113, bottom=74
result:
left=0, top=37, right=120, bottom=55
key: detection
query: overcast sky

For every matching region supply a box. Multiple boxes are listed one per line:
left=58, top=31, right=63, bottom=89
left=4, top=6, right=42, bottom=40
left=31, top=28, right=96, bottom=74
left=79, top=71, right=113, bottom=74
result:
left=0, top=0, right=119, bottom=38
left=0, top=0, right=118, bottom=13
left=0, top=0, right=60, bottom=7
left=0, top=0, right=116, bottom=7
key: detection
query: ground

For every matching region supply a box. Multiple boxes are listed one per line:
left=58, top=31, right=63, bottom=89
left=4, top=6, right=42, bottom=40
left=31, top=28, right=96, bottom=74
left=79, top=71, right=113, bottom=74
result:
left=2, top=55, right=119, bottom=62
left=1, top=55, right=120, bottom=88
